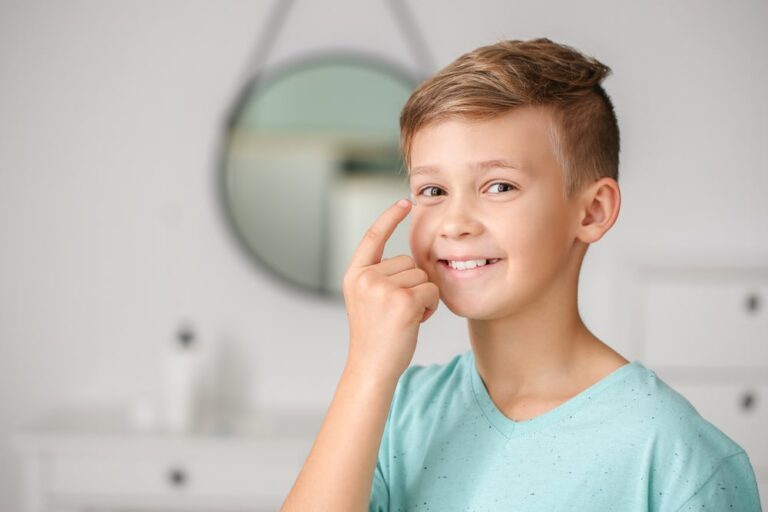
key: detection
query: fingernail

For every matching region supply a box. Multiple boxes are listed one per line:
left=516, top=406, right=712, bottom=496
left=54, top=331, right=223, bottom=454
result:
left=396, top=198, right=411, bottom=208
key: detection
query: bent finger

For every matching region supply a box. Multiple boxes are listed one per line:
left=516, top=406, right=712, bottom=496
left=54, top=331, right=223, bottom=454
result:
left=410, top=281, right=440, bottom=313
left=373, top=255, right=417, bottom=277
left=387, top=267, right=429, bottom=289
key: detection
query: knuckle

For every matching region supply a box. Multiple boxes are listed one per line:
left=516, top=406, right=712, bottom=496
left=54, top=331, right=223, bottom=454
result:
left=357, top=269, right=377, bottom=288
left=342, top=269, right=354, bottom=287
left=343, top=267, right=360, bottom=286
left=363, top=227, right=381, bottom=243
left=399, top=286, right=414, bottom=298
left=392, top=287, right=413, bottom=306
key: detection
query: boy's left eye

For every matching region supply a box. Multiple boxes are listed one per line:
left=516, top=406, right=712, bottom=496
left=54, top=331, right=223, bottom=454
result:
left=487, top=182, right=518, bottom=194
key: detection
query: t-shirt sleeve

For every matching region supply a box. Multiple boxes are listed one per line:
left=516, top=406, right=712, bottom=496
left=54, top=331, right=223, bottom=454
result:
left=674, top=450, right=763, bottom=512
left=368, top=368, right=405, bottom=512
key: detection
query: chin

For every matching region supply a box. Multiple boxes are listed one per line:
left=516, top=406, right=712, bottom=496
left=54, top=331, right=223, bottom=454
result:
left=441, top=287, right=535, bottom=321
left=441, top=293, right=503, bottom=320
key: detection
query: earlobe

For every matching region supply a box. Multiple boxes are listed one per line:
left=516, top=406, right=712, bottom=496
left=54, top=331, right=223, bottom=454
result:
left=576, top=178, right=621, bottom=244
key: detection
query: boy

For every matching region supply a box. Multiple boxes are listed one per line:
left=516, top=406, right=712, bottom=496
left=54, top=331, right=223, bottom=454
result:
left=281, top=38, right=762, bottom=511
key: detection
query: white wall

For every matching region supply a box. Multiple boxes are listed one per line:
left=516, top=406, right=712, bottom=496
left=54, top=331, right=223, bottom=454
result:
left=1, top=0, right=766, bottom=509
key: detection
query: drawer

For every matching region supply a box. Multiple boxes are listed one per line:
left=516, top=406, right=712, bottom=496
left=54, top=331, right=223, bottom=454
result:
left=49, top=453, right=303, bottom=499
left=48, top=456, right=301, bottom=498
left=659, top=377, right=768, bottom=468
left=638, top=277, right=767, bottom=367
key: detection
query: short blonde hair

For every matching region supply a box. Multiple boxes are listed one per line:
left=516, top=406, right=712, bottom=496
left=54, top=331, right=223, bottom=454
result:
left=399, top=37, right=620, bottom=198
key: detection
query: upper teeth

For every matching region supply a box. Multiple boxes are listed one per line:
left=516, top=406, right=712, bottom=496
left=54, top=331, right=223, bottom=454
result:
left=447, top=259, right=494, bottom=270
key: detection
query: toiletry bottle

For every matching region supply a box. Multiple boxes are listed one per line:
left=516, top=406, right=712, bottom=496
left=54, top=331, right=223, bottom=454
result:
left=163, top=324, right=201, bottom=434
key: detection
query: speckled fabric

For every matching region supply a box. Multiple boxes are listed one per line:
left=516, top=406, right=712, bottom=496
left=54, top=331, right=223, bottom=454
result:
left=369, top=350, right=762, bottom=511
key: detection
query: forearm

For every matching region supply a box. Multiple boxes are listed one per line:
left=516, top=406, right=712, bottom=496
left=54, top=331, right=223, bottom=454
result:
left=280, top=361, right=398, bottom=512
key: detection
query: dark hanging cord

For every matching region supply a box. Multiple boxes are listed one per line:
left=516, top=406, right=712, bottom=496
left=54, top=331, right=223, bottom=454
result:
left=236, top=0, right=435, bottom=84
left=239, top=0, right=297, bottom=84
left=388, top=0, right=437, bottom=79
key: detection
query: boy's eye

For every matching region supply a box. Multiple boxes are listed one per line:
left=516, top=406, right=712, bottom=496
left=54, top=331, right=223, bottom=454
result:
left=417, top=185, right=445, bottom=197
left=487, top=182, right=518, bottom=194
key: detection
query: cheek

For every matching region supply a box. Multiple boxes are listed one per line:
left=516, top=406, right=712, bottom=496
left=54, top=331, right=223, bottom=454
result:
left=499, top=202, right=568, bottom=258
left=523, top=204, right=574, bottom=266
left=407, top=217, right=430, bottom=264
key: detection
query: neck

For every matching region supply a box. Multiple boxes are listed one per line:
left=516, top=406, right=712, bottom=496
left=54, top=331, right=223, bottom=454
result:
left=468, top=309, right=596, bottom=399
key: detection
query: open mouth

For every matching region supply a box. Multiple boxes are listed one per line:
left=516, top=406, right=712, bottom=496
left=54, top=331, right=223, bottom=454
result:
left=438, top=258, right=502, bottom=271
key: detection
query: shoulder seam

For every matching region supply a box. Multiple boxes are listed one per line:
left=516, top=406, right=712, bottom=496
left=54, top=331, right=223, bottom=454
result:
left=671, top=450, right=747, bottom=512
left=400, top=353, right=464, bottom=388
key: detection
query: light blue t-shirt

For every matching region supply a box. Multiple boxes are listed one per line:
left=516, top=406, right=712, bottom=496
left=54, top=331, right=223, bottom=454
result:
left=369, top=350, right=762, bottom=511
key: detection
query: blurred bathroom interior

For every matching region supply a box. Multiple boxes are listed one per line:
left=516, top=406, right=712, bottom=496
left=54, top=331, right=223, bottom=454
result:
left=0, top=0, right=766, bottom=510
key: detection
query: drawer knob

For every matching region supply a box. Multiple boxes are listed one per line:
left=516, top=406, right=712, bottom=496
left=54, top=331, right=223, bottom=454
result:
left=168, top=467, right=188, bottom=487
left=744, top=292, right=761, bottom=314
left=740, top=390, right=757, bottom=412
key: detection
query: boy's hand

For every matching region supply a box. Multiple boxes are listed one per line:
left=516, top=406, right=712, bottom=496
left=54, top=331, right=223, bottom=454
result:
left=342, top=199, right=440, bottom=383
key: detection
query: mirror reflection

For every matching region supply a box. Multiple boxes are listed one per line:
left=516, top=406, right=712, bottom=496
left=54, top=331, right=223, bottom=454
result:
left=221, top=56, right=418, bottom=297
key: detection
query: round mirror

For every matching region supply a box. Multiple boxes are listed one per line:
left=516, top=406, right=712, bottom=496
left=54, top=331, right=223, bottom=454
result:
left=219, top=54, right=418, bottom=298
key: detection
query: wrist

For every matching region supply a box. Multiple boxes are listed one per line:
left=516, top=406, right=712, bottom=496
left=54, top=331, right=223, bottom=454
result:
left=343, top=357, right=400, bottom=392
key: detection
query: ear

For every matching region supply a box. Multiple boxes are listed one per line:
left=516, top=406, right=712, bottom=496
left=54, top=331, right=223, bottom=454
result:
left=575, top=177, right=621, bottom=244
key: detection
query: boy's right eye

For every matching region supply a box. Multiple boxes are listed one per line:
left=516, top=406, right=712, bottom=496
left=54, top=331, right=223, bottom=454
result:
left=416, top=186, right=445, bottom=198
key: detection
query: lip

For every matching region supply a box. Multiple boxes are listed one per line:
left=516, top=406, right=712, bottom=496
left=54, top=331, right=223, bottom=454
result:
left=438, top=255, right=501, bottom=262
left=437, top=258, right=503, bottom=279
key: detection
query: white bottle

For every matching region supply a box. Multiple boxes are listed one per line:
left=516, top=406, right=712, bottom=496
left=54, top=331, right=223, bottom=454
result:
left=162, top=324, right=202, bottom=434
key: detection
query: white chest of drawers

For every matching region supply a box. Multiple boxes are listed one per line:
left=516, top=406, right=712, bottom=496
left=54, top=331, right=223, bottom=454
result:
left=11, top=406, right=322, bottom=512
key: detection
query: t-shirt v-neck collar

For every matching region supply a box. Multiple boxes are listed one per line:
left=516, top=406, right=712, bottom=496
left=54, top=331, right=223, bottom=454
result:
left=467, top=349, right=644, bottom=439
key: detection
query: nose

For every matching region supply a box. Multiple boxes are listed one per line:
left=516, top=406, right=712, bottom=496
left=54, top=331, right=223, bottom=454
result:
left=437, top=193, right=483, bottom=240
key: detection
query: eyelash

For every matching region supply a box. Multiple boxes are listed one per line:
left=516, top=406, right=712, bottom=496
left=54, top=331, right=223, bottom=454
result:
left=416, top=182, right=519, bottom=198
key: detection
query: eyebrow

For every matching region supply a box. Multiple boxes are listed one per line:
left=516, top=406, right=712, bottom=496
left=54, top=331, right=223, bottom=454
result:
left=409, top=158, right=528, bottom=177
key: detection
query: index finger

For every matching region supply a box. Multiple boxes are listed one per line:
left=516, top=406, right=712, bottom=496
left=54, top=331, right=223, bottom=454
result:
left=348, top=198, right=412, bottom=268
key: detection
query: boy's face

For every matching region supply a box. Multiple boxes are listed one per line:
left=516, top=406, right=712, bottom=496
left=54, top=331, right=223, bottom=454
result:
left=407, top=105, right=584, bottom=320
